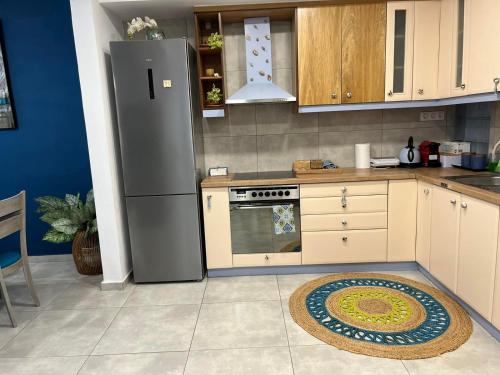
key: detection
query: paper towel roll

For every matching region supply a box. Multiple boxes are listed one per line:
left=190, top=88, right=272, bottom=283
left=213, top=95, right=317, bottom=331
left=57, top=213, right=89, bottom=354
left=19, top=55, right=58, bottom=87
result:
left=355, top=143, right=371, bottom=169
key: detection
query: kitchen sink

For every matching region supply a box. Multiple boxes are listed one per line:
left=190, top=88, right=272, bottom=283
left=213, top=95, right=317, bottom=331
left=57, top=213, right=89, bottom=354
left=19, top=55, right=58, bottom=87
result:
left=445, top=174, right=500, bottom=193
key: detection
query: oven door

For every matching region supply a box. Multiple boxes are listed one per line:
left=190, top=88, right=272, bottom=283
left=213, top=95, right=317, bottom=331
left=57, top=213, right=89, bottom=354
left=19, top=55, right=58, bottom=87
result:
left=230, top=201, right=301, bottom=255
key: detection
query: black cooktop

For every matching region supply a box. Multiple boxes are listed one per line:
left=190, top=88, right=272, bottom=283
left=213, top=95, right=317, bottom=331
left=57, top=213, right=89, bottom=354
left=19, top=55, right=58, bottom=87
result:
left=232, top=171, right=295, bottom=180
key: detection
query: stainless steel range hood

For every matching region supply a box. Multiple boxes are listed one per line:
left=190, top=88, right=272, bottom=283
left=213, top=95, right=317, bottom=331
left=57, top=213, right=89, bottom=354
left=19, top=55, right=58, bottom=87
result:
left=226, top=17, right=296, bottom=104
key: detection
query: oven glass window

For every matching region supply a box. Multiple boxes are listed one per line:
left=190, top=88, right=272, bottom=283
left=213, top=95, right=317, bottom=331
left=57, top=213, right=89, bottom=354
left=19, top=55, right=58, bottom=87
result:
left=230, top=202, right=301, bottom=254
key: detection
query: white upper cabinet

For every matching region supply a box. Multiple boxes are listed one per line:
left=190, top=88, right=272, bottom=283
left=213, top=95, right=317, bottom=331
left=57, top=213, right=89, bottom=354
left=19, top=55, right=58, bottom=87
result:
left=440, top=0, right=500, bottom=97
left=412, top=1, right=440, bottom=100
left=466, top=0, right=500, bottom=95
left=385, top=1, right=414, bottom=101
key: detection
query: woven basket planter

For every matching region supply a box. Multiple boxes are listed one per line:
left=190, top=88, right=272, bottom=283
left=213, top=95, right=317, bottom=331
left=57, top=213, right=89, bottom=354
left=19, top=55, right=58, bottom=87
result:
left=72, top=231, right=102, bottom=275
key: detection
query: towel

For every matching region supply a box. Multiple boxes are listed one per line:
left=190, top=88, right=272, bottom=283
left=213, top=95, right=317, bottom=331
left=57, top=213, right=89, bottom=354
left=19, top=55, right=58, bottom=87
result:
left=273, top=204, right=296, bottom=235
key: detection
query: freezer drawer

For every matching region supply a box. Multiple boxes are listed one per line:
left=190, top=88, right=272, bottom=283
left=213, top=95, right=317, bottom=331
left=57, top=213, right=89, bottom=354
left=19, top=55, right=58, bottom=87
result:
left=126, top=194, right=204, bottom=282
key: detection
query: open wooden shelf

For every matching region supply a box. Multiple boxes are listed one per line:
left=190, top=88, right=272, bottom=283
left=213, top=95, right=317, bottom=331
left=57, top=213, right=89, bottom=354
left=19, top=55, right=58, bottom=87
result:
left=195, top=12, right=226, bottom=115
left=200, top=76, right=223, bottom=81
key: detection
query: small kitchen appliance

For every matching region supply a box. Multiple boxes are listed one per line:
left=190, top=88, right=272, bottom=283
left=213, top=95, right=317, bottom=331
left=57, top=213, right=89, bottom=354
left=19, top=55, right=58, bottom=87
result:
left=399, top=136, right=421, bottom=167
left=419, top=141, right=441, bottom=167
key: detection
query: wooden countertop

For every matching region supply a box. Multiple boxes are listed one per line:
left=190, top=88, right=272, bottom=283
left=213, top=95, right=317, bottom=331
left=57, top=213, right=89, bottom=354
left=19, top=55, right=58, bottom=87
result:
left=201, top=167, right=500, bottom=205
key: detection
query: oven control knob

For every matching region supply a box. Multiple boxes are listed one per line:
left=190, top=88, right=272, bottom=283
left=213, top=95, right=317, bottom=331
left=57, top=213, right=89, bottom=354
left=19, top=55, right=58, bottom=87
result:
left=265, top=191, right=270, bottom=197
left=272, top=191, right=277, bottom=196
left=258, top=192, right=264, bottom=197
left=285, top=191, right=290, bottom=196
left=278, top=191, right=284, bottom=196
left=251, top=192, right=257, bottom=198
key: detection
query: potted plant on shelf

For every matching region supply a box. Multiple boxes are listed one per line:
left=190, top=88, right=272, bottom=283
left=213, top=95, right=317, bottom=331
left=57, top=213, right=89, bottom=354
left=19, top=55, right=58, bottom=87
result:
left=127, top=16, right=165, bottom=40
left=206, top=84, right=222, bottom=107
left=36, top=190, right=102, bottom=275
left=207, top=32, right=224, bottom=49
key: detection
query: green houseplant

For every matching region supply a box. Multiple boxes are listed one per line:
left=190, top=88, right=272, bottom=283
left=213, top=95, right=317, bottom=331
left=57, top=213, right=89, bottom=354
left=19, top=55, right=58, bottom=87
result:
left=206, top=84, right=222, bottom=106
left=36, top=190, right=102, bottom=275
left=207, top=32, right=224, bottom=49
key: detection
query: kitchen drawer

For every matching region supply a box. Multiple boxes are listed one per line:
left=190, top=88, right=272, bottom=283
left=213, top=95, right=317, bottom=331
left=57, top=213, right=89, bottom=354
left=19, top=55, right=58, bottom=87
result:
left=232, top=252, right=302, bottom=267
left=302, top=230, right=388, bottom=264
left=301, top=212, right=387, bottom=232
left=301, top=195, right=387, bottom=215
left=300, top=181, right=387, bottom=198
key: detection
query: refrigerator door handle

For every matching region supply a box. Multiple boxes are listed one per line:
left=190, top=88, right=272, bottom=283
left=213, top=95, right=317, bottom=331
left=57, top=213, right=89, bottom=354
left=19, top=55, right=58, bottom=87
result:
left=147, top=68, right=155, bottom=100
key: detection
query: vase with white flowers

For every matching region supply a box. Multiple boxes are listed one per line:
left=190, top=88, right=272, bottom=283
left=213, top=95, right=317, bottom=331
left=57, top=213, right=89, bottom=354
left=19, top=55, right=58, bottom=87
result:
left=127, top=17, right=165, bottom=40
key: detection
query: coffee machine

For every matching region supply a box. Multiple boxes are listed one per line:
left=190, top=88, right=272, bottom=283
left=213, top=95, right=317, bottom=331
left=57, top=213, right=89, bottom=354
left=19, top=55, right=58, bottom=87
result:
left=419, top=141, right=441, bottom=167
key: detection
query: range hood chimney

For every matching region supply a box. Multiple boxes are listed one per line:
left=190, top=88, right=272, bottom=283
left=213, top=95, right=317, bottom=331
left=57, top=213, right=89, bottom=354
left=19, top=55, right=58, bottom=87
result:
left=225, top=17, right=296, bottom=104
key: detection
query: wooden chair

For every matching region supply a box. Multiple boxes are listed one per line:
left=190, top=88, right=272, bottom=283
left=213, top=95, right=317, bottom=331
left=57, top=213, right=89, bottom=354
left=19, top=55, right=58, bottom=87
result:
left=0, top=191, right=40, bottom=327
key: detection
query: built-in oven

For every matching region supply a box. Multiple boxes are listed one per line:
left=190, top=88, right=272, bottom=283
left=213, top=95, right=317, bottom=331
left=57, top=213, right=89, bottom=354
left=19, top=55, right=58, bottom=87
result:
left=229, top=185, right=301, bottom=255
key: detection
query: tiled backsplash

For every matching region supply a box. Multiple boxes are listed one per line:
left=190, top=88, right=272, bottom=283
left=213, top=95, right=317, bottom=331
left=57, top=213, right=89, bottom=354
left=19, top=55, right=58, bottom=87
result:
left=490, top=102, right=500, bottom=157
left=203, top=104, right=456, bottom=172
left=455, top=103, right=492, bottom=154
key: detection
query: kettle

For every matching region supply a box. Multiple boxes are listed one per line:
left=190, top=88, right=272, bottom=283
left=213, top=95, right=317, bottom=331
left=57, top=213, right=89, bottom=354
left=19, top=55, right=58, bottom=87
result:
left=399, top=136, right=421, bottom=167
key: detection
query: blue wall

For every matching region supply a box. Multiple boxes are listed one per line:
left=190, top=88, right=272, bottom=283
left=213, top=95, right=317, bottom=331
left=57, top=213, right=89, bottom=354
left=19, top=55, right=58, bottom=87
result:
left=0, top=0, right=92, bottom=255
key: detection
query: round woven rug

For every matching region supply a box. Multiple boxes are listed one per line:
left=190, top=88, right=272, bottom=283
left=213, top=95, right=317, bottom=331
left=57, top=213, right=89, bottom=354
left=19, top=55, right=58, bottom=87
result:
left=289, top=273, right=472, bottom=359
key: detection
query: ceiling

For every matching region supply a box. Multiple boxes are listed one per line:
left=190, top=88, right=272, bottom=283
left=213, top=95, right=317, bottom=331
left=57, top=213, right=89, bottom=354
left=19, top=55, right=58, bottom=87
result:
left=99, top=0, right=307, bottom=19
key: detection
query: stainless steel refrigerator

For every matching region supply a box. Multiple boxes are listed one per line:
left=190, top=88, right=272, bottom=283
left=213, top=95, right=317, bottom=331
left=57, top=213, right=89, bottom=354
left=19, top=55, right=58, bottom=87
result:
left=110, top=39, right=205, bottom=282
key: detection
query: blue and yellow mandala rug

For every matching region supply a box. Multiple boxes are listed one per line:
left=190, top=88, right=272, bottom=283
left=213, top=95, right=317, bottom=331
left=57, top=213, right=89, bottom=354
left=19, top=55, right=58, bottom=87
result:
left=289, top=273, right=472, bottom=359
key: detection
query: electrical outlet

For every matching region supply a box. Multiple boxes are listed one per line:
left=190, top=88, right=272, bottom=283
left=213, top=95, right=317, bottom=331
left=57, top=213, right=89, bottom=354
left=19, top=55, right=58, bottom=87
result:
left=420, top=111, right=445, bottom=122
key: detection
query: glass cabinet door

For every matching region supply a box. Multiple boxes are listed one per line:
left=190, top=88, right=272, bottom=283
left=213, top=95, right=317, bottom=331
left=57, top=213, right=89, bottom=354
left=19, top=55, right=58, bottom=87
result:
left=451, top=0, right=469, bottom=96
left=385, top=1, right=415, bottom=101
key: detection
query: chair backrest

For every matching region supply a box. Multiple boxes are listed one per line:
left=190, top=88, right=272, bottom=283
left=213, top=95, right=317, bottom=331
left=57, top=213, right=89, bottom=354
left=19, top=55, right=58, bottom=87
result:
left=0, top=191, right=25, bottom=241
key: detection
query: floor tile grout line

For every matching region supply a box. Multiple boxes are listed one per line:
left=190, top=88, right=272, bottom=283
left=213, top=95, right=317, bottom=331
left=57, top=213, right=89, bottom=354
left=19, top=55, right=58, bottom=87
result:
left=85, top=306, right=122, bottom=358
left=74, top=355, right=91, bottom=375
left=183, top=276, right=209, bottom=374
left=401, top=359, right=411, bottom=375
left=0, top=310, right=41, bottom=353
left=276, top=274, right=296, bottom=375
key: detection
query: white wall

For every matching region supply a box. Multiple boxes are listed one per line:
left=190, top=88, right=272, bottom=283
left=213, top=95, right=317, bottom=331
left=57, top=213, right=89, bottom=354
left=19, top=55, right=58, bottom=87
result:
left=70, top=0, right=131, bottom=287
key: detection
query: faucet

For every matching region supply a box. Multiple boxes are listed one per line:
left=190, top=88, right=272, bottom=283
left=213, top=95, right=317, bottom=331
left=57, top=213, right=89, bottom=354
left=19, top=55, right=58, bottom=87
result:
left=491, top=139, right=500, bottom=162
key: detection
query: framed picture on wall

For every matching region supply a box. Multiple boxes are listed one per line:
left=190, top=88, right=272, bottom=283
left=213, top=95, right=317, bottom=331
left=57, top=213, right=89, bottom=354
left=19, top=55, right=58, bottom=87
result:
left=0, top=21, right=16, bottom=130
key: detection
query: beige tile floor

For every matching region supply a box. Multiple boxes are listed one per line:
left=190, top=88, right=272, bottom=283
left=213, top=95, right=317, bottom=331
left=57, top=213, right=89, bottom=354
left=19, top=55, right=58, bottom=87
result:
left=0, top=261, right=499, bottom=374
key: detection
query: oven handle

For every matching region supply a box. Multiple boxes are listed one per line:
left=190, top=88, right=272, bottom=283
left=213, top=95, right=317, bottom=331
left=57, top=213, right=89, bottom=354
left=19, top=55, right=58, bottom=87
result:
left=231, top=205, right=275, bottom=210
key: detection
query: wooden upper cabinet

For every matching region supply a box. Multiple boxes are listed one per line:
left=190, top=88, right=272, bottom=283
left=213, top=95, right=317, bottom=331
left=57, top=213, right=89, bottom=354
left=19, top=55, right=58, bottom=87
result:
left=297, top=6, right=342, bottom=106
left=341, top=3, right=386, bottom=104
left=412, top=0, right=441, bottom=100
left=385, top=1, right=414, bottom=102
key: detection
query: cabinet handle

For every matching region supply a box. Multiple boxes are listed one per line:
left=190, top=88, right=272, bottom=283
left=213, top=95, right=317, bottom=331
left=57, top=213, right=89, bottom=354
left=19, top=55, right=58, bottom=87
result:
left=265, top=255, right=269, bottom=261
left=450, top=199, right=457, bottom=205
left=387, top=90, right=393, bottom=97
left=494, top=78, right=500, bottom=94
left=341, top=219, right=347, bottom=225
left=207, top=195, right=212, bottom=209
left=424, top=188, right=430, bottom=195
left=460, top=83, right=466, bottom=90
left=341, top=186, right=347, bottom=193
left=461, top=202, right=468, bottom=209
left=346, top=92, right=353, bottom=99
left=331, top=93, right=337, bottom=99
left=417, top=89, right=424, bottom=95
left=342, top=236, right=348, bottom=242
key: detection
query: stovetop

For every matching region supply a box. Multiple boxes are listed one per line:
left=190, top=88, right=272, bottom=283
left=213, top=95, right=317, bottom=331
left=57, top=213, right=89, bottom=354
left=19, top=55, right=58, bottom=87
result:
left=232, top=171, right=295, bottom=180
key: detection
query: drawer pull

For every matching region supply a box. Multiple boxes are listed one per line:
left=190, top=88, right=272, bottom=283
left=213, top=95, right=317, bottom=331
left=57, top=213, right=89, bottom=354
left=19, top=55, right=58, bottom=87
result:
left=342, top=236, right=348, bottom=242
left=424, top=188, right=429, bottom=195
left=265, top=255, right=269, bottom=261
left=450, top=199, right=457, bottom=205
left=341, top=220, right=347, bottom=225
left=461, top=202, right=468, bottom=209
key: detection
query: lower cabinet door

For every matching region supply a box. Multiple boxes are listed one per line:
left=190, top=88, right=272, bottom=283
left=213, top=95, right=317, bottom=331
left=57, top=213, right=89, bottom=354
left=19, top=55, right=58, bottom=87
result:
left=457, top=195, right=499, bottom=320
left=429, top=187, right=461, bottom=292
left=416, top=182, right=433, bottom=270
left=302, top=230, right=387, bottom=264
